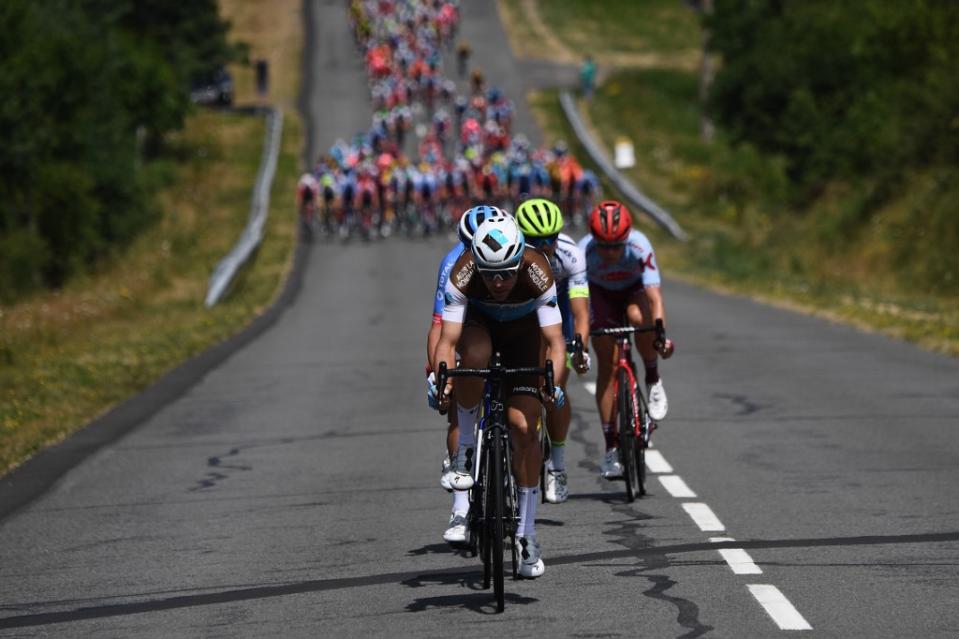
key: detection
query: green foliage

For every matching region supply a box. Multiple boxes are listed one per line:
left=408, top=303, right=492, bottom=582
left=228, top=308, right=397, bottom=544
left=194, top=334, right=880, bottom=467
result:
left=708, top=0, right=959, bottom=194
left=0, top=0, right=237, bottom=303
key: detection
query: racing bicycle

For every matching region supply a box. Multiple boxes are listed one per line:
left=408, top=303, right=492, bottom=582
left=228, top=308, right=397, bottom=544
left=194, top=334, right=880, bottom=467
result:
left=438, top=355, right=555, bottom=613
left=589, top=322, right=661, bottom=502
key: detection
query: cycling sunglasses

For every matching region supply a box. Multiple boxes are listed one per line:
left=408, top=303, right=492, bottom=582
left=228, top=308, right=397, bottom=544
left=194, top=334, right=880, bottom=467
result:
left=478, top=266, right=520, bottom=282
left=528, top=234, right=559, bottom=249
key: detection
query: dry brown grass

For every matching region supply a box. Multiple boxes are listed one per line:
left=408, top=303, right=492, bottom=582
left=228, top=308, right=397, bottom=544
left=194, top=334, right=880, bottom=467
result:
left=221, top=0, right=304, bottom=109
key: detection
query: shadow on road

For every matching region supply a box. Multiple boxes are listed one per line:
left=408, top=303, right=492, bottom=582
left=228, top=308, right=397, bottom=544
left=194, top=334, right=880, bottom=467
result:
left=406, top=592, right=538, bottom=614
left=3, top=530, right=958, bottom=629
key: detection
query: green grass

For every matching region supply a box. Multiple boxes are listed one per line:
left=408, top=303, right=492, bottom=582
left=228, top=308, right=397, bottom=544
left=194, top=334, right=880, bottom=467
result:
left=513, top=1, right=959, bottom=356
left=0, top=112, right=301, bottom=474
left=527, top=73, right=959, bottom=355
left=537, top=0, right=702, bottom=56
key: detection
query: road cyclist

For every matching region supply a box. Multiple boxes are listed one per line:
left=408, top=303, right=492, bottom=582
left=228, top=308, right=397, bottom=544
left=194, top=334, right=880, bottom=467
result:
left=431, top=214, right=567, bottom=579
left=514, top=198, right=591, bottom=504
left=578, top=200, right=675, bottom=480
left=424, top=205, right=510, bottom=545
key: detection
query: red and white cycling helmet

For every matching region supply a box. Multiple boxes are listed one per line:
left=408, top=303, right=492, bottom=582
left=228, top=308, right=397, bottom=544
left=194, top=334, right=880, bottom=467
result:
left=589, top=200, right=632, bottom=243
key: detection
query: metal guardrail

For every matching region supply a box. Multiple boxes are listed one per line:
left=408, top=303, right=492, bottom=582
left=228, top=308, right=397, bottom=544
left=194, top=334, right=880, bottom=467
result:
left=205, top=107, right=285, bottom=307
left=558, top=91, right=688, bottom=241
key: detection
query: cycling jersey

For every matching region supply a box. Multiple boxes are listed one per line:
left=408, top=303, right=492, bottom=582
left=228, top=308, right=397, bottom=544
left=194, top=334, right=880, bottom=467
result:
left=578, top=228, right=661, bottom=291
left=297, top=173, right=319, bottom=199
left=443, top=248, right=561, bottom=326
left=548, top=233, right=589, bottom=299
left=432, top=243, right=466, bottom=324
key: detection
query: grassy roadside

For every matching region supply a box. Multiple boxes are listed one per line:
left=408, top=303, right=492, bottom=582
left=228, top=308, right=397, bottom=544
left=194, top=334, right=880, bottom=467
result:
left=510, top=1, right=959, bottom=356
left=0, top=0, right=304, bottom=475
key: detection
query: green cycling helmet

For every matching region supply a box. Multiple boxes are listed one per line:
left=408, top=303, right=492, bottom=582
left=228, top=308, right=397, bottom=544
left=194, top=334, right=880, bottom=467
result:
left=515, top=198, right=564, bottom=237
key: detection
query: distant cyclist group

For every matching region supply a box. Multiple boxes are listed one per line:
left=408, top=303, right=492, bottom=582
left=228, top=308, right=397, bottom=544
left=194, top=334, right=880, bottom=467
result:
left=297, top=0, right=601, bottom=240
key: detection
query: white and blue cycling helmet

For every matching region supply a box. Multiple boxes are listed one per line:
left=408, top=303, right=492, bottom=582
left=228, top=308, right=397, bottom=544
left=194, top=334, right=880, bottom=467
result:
left=458, top=204, right=510, bottom=246
left=471, top=216, right=525, bottom=270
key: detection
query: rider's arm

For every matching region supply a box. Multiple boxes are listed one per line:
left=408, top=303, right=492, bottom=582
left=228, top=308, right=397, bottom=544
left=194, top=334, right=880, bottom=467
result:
left=427, top=322, right=442, bottom=372
left=644, top=285, right=666, bottom=327
left=540, top=321, right=567, bottom=384
left=435, top=320, right=462, bottom=398
left=571, top=296, right=590, bottom=349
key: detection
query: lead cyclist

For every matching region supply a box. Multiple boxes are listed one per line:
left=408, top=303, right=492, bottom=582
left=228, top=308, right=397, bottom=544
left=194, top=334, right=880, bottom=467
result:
left=515, top=198, right=590, bottom=504
left=426, top=205, right=508, bottom=545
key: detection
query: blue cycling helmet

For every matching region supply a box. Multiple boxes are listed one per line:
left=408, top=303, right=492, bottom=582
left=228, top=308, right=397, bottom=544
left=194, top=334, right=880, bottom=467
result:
left=458, top=204, right=510, bottom=246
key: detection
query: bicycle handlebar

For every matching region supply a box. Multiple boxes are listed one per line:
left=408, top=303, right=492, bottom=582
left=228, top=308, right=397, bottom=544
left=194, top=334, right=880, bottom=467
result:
left=568, top=333, right=584, bottom=360
left=590, top=319, right=664, bottom=338
left=437, top=359, right=555, bottom=409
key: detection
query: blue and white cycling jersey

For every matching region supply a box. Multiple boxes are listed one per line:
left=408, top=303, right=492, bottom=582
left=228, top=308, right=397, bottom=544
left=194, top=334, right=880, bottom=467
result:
left=548, top=233, right=589, bottom=298
left=578, top=228, right=661, bottom=290
left=544, top=233, right=588, bottom=340
left=432, top=242, right=466, bottom=323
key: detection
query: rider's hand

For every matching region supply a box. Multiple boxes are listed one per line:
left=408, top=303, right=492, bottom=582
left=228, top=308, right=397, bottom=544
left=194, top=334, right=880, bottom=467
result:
left=437, top=381, right=453, bottom=412
left=654, top=336, right=675, bottom=359
left=573, top=351, right=591, bottom=374
left=542, top=385, right=566, bottom=409
left=426, top=372, right=440, bottom=410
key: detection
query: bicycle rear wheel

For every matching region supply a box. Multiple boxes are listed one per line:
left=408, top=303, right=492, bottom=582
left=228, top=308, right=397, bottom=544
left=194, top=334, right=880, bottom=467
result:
left=491, top=428, right=506, bottom=612
left=618, top=368, right=639, bottom=502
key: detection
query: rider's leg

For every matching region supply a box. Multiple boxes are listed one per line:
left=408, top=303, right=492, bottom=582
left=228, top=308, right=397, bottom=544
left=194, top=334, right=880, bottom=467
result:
left=443, top=326, right=488, bottom=542
left=509, top=394, right=546, bottom=577
left=592, top=335, right=617, bottom=445
left=627, top=293, right=667, bottom=419
left=627, top=295, right=658, bottom=382
left=447, top=324, right=489, bottom=489
left=546, top=364, right=572, bottom=470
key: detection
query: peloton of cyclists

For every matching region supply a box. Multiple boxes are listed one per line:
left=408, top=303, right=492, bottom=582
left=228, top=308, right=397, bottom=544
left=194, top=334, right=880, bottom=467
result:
left=579, top=200, right=675, bottom=479
left=431, top=214, right=567, bottom=579
left=514, top=198, right=591, bottom=504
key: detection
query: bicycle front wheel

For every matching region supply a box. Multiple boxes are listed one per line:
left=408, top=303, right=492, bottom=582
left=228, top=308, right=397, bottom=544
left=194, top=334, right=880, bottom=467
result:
left=618, top=368, right=639, bottom=502
left=491, top=428, right=506, bottom=612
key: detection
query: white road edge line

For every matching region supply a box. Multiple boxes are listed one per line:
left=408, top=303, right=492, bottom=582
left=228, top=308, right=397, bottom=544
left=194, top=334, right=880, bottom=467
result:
left=659, top=475, right=697, bottom=498
left=708, top=537, right=763, bottom=575
left=583, top=381, right=597, bottom=395
left=747, top=584, right=812, bottom=630
left=645, top=449, right=673, bottom=473
left=682, top=503, right=725, bottom=532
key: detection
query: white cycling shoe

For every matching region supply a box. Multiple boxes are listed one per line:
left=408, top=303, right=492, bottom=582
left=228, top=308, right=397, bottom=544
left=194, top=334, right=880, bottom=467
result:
left=647, top=379, right=668, bottom=421
left=443, top=511, right=468, bottom=544
left=544, top=470, right=569, bottom=504
left=449, top=446, right=475, bottom=490
left=600, top=449, right=624, bottom=479
left=515, top=536, right=545, bottom=578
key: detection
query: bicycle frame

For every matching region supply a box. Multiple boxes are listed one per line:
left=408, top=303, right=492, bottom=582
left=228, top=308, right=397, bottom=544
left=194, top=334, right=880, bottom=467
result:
left=437, top=356, right=554, bottom=613
left=611, top=336, right=643, bottom=440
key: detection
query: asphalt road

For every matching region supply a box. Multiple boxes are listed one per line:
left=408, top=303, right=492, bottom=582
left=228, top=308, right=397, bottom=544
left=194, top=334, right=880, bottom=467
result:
left=2, top=1, right=959, bottom=636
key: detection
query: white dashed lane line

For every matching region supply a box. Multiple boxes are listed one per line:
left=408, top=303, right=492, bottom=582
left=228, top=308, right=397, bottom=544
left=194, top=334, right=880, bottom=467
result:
left=747, top=585, right=814, bottom=630
left=658, top=474, right=697, bottom=498
left=682, top=502, right=726, bottom=532
left=709, top=537, right=763, bottom=575
left=645, top=449, right=673, bottom=473
left=580, top=381, right=811, bottom=630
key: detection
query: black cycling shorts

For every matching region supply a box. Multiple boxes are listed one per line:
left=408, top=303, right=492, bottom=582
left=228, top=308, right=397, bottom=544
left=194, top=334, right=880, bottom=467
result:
left=463, top=308, right=542, bottom=401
